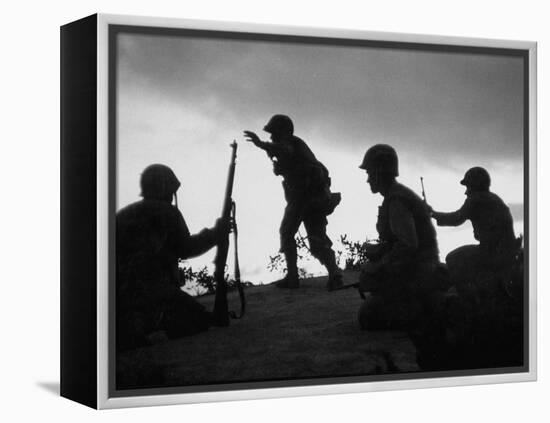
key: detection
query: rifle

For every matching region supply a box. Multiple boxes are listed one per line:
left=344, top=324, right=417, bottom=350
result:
left=331, top=282, right=366, bottom=299
left=420, top=177, right=427, bottom=203
left=212, top=141, right=245, bottom=325
left=229, top=201, right=245, bottom=319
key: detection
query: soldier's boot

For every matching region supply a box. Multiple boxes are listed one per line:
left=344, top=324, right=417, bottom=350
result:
left=275, top=250, right=300, bottom=289
left=320, top=251, right=343, bottom=291
left=327, top=269, right=344, bottom=292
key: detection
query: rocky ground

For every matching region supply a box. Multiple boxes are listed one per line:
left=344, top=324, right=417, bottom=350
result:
left=117, top=270, right=421, bottom=390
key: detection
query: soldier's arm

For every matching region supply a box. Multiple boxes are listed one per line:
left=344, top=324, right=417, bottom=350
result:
left=243, top=130, right=292, bottom=158
left=174, top=211, right=218, bottom=259
left=182, top=229, right=218, bottom=258
left=432, top=201, right=470, bottom=227
left=255, top=140, right=292, bottom=158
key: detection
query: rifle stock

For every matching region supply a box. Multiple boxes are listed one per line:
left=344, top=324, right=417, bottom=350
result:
left=229, top=200, right=246, bottom=319
left=213, top=141, right=238, bottom=326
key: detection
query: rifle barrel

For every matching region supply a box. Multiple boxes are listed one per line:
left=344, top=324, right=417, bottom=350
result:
left=420, top=176, right=427, bottom=203
left=213, top=141, right=238, bottom=326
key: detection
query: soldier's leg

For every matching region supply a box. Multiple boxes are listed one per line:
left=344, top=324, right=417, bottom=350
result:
left=357, top=293, right=387, bottom=330
left=116, top=307, right=152, bottom=351
left=303, top=212, right=342, bottom=290
left=358, top=267, right=415, bottom=330
left=277, top=202, right=303, bottom=288
left=359, top=266, right=383, bottom=293
left=116, top=288, right=160, bottom=351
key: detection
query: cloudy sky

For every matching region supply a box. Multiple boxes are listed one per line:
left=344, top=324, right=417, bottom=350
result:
left=116, top=30, right=525, bottom=284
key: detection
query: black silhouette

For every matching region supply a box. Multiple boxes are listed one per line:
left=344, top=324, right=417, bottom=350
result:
left=115, top=164, right=229, bottom=351
left=212, top=141, right=245, bottom=326
left=426, top=166, right=523, bottom=369
left=244, top=115, right=342, bottom=290
left=432, top=167, right=517, bottom=291
left=356, top=144, right=442, bottom=331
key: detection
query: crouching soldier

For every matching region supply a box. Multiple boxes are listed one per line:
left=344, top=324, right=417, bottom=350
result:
left=431, top=167, right=518, bottom=299
left=430, top=167, right=523, bottom=368
left=116, top=164, right=229, bottom=351
left=357, top=144, right=442, bottom=331
left=244, top=114, right=342, bottom=290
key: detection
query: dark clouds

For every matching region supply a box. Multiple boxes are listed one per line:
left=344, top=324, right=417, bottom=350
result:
left=508, top=202, right=524, bottom=222
left=116, top=32, right=525, bottom=282
left=118, top=32, right=524, bottom=167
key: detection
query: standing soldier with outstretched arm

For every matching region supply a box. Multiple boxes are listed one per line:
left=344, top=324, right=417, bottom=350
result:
left=244, top=114, right=343, bottom=290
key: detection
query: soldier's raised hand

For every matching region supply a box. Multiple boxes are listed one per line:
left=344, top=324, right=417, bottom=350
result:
left=243, top=130, right=261, bottom=146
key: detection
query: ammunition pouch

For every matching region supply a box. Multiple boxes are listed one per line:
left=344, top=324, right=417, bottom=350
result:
left=306, top=190, right=341, bottom=216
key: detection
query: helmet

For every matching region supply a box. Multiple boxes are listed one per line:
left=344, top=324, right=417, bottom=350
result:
left=359, top=144, right=399, bottom=177
left=140, top=164, right=181, bottom=200
left=460, top=167, right=490, bottom=191
left=263, top=114, right=294, bottom=135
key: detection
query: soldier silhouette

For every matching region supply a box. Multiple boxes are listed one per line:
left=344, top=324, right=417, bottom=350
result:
left=244, top=115, right=342, bottom=290
left=428, top=167, right=522, bottom=369
left=431, top=167, right=517, bottom=297
left=356, top=144, right=441, bottom=330
left=116, top=164, right=229, bottom=351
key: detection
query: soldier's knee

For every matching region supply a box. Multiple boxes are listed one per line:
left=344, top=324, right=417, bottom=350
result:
left=446, top=245, right=478, bottom=267
left=358, top=294, right=386, bottom=330
left=308, top=243, right=324, bottom=258
left=445, top=249, right=461, bottom=269
left=308, top=234, right=331, bottom=255
left=279, top=237, right=296, bottom=253
left=359, top=269, right=382, bottom=293
left=279, top=229, right=296, bottom=250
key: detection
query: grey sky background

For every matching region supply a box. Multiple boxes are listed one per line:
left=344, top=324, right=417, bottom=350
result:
left=116, top=32, right=525, bottom=283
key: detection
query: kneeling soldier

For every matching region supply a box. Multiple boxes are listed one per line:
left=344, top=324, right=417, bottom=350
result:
left=357, top=144, right=441, bottom=330
left=116, top=164, right=228, bottom=351
left=430, top=166, right=522, bottom=368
